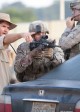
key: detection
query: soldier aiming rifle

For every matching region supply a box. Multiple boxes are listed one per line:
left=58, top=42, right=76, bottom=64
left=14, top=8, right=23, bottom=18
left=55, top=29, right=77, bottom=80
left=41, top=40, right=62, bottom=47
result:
left=14, top=20, right=65, bottom=82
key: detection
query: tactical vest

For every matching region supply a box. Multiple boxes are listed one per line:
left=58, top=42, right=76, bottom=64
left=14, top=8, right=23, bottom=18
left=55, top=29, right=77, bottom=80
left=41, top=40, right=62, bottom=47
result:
left=64, top=43, right=80, bottom=60
left=69, top=43, right=80, bottom=58
left=17, top=58, right=55, bottom=82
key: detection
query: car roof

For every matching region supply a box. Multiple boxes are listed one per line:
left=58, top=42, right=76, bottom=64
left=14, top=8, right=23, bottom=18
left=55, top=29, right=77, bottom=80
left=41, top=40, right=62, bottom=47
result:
left=39, top=54, right=80, bottom=81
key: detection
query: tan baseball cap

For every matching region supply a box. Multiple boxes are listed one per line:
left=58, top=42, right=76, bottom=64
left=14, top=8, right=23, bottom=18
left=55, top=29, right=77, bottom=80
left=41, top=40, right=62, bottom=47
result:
left=0, top=13, right=17, bottom=30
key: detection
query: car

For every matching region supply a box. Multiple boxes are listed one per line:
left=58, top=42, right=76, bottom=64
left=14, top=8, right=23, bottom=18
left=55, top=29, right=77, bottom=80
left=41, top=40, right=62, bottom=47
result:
left=0, top=54, right=80, bottom=112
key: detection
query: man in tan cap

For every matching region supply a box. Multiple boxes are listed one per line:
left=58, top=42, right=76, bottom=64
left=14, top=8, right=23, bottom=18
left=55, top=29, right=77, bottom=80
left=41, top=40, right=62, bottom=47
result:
left=59, top=0, right=80, bottom=60
left=14, top=20, right=65, bottom=82
left=0, top=13, right=33, bottom=93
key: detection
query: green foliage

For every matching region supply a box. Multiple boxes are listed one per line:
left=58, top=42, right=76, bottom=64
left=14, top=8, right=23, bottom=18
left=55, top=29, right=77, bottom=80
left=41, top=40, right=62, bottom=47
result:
left=0, top=0, right=72, bottom=23
left=0, top=2, right=37, bottom=23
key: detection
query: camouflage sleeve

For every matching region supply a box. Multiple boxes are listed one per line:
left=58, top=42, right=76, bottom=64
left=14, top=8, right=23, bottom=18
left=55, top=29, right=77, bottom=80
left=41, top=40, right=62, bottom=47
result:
left=52, top=47, right=65, bottom=65
left=59, top=25, right=80, bottom=50
left=14, top=42, right=32, bottom=73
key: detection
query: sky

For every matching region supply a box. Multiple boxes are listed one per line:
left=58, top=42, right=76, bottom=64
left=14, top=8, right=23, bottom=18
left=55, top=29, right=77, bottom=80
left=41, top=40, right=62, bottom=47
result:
left=0, top=0, right=55, bottom=8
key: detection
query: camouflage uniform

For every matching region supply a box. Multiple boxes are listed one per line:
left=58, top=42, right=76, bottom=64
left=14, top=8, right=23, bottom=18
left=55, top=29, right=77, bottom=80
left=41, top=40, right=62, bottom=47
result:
left=59, top=1, right=80, bottom=59
left=14, top=21, right=65, bottom=82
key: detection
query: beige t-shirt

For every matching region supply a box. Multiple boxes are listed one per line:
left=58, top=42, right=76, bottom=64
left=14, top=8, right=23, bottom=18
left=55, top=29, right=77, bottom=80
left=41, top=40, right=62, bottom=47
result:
left=0, top=36, right=16, bottom=93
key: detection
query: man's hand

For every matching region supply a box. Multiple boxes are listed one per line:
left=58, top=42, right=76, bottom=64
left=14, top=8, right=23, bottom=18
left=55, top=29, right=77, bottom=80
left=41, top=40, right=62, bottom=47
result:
left=43, top=48, right=54, bottom=59
left=29, top=46, right=42, bottom=58
left=22, top=32, right=35, bottom=43
left=66, top=17, right=75, bottom=29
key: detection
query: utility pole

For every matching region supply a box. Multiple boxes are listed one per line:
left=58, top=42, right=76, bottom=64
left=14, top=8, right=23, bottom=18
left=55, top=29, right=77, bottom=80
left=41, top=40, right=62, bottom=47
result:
left=60, top=0, right=65, bottom=20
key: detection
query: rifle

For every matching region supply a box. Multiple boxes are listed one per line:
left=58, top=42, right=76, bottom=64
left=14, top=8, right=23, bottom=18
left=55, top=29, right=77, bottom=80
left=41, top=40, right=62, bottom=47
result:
left=29, top=35, right=60, bottom=51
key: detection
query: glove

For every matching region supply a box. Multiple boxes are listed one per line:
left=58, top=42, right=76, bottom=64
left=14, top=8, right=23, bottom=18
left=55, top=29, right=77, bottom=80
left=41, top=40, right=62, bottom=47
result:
left=29, top=46, right=43, bottom=58
left=43, top=48, right=54, bottom=59
left=33, top=51, right=43, bottom=59
left=29, top=43, right=45, bottom=58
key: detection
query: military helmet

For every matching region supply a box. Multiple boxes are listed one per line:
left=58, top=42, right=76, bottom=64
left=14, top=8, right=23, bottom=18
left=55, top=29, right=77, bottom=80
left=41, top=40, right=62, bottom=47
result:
left=29, top=20, right=49, bottom=34
left=70, top=0, right=80, bottom=10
